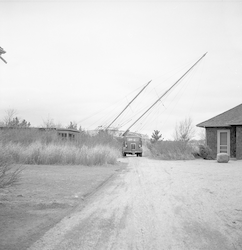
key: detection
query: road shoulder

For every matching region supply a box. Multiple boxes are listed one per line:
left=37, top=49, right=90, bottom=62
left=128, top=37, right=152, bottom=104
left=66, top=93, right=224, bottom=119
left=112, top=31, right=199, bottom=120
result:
left=0, top=161, right=127, bottom=250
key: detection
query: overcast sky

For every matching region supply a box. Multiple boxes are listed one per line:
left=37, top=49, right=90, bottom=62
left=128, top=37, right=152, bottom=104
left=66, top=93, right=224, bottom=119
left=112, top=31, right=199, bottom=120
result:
left=0, top=0, right=242, bottom=139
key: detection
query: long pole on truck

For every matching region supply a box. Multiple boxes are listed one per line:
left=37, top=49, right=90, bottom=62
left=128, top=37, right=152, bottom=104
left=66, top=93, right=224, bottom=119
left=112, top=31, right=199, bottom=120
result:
left=123, top=52, right=208, bottom=136
left=106, top=80, right=152, bottom=130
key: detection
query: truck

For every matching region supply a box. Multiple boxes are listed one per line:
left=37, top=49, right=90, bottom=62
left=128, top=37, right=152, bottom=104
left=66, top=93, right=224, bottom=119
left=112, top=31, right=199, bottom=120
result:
left=122, top=135, right=143, bottom=157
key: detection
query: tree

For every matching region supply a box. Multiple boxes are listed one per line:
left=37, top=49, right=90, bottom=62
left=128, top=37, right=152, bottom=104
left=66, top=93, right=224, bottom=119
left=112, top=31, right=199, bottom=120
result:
left=174, top=117, right=195, bottom=142
left=9, top=117, right=20, bottom=127
left=19, top=119, right=31, bottom=128
left=42, top=117, right=56, bottom=128
left=66, top=121, right=77, bottom=130
left=2, top=109, right=31, bottom=128
left=151, top=130, right=163, bottom=143
left=3, top=109, right=17, bottom=126
left=7, top=117, right=31, bottom=128
left=78, top=125, right=84, bottom=133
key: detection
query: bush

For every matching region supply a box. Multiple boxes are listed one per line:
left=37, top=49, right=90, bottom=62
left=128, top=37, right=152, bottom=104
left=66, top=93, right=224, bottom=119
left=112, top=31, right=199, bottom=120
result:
left=142, top=144, right=152, bottom=157
left=198, top=144, right=213, bottom=160
left=0, top=151, right=22, bottom=189
left=148, top=140, right=195, bottom=160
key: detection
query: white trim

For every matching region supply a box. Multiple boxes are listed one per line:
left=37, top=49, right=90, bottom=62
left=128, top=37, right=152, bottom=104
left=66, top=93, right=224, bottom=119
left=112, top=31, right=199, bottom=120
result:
left=217, top=130, right=230, bottom=156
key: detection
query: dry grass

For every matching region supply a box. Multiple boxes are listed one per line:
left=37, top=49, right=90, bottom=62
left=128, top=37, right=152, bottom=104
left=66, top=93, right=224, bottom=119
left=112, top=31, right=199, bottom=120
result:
left=0, top=142, right=120, bottom=166
left=0, top=129, right=122, bottom=166
left=147, top=140, right=195, bottom=160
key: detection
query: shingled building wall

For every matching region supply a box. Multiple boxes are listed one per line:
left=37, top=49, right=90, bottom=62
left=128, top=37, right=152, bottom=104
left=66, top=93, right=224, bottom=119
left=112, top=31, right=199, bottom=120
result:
left=230, top=126, right=236, bottom=158
left=206, top=127, right=236, bottom=159
left=236, top=126, right=242, bottom=159
left=206, top=128, right=217, bottom=159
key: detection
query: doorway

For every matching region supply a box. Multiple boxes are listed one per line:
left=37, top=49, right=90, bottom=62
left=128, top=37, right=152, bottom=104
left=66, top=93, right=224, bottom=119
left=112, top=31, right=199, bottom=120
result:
left=217, top=130, right=230, bottom=155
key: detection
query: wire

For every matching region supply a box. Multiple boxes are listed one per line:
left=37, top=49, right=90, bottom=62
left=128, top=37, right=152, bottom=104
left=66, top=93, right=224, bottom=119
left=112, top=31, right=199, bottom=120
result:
left=77, top=81, right=149, bottom=128
left=132, top=56, right=206, bottom=135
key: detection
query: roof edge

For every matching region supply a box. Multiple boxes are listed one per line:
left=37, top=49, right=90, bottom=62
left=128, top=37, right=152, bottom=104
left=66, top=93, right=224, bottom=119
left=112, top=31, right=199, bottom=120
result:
left=196, top=103, right=242, bottom=128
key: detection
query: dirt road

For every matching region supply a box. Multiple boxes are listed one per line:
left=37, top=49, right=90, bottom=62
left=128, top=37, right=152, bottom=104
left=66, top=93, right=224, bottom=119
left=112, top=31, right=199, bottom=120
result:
left=29, top=157, right=242, bottom=250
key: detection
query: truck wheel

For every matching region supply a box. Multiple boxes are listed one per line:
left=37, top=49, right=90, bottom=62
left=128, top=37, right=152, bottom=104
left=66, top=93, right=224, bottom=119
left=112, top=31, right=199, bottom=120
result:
left=123, top=153, right=126, bottom=157
left=140, top=153, right=142, bottom=157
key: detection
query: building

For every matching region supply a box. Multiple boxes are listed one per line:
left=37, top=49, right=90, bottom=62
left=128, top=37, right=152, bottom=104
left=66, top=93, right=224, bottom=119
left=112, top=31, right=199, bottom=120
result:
left=0, top=126, right=80, bottom=141
left=56, top=128, right=80, bottom=140
left=197, top=103, right=242, bottom=159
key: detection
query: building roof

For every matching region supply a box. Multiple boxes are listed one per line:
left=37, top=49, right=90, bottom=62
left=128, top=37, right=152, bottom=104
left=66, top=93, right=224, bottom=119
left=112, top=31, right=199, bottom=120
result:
left=56, top=128, right=80, bottom=133
left=197, top=103, right=242, bottom=128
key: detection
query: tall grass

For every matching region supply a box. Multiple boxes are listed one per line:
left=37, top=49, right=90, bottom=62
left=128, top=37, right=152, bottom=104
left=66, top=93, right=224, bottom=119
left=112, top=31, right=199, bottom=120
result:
left=147, top=140, right=195, bottom=160
left=0, top=142, right=119, bottom=166
left=0, top=129, right=121, bottom=166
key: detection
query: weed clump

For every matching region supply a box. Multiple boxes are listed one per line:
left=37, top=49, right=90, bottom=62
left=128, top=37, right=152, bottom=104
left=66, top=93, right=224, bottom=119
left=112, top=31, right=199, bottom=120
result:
left=198, top=144, right=213, bottom=160
left=0, top=150, right=22, bottom=189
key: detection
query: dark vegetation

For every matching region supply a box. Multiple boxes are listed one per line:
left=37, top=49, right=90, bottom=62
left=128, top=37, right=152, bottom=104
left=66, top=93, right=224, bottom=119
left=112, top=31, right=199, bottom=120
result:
left=150, top=130, right=163, bottom=143
left=147, top=118, right=208, bottom=160
left=198, top=144, right=213, bottom=160
left=147, top=140, right=195, bottom=160
left=0, top=153, right=22, bottom=189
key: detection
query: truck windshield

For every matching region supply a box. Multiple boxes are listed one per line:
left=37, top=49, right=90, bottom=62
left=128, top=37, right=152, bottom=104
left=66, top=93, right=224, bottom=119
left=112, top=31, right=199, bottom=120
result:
left=126, top=138, right=140, bottom=142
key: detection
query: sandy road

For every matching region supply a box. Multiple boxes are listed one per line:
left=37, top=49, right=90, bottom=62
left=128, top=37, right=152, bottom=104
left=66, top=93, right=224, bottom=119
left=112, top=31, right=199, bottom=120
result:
left=29, top=157, right=242, bottom=250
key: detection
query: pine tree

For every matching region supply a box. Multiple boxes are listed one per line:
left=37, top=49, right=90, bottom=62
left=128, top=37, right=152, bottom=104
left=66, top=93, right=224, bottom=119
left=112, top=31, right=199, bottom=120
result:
left=151, top=130, right=163, bottom=143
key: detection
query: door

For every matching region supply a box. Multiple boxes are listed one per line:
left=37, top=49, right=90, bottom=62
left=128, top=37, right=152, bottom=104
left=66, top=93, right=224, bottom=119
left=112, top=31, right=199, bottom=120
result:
left=217, top=130, right=230, bottom=155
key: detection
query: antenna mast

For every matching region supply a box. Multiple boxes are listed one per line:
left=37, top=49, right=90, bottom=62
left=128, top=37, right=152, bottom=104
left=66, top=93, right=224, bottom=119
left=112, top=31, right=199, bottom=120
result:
left=123, top=52, right=207, bottom=136
left=106, top=80, right=152, bottom=129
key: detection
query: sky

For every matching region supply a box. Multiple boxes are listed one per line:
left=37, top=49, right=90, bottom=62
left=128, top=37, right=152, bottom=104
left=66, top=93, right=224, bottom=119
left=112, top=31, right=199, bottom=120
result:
left=0, top=0, right=242, bottom=139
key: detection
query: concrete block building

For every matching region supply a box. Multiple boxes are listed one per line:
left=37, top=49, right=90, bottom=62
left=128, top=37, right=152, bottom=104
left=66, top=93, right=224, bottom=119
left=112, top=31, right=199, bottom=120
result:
left=197, top=103, right=242, bottom=159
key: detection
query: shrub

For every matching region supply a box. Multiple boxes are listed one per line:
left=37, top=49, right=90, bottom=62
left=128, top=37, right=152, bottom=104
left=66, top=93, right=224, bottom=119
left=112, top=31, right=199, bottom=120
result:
left=0, top=151, right=22, bottom=189
left=148, top=140, right=195, bottom=160
left=142, top=144, right=152, bottom=157
left=198, top=144, right=213, bottom=160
